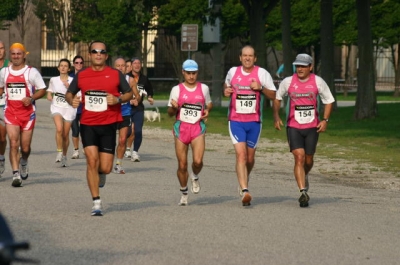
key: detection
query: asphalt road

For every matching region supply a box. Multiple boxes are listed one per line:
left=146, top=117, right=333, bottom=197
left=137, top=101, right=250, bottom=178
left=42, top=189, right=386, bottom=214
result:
left=0, top=99, right=399, bottom=265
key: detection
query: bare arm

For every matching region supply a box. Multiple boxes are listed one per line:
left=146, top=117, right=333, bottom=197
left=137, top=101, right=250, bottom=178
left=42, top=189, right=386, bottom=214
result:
left=317, top=103, right=333, bottom=133
left=167, top=99, right=178, bottom=117
left=273, top=99, right=283, bottom=131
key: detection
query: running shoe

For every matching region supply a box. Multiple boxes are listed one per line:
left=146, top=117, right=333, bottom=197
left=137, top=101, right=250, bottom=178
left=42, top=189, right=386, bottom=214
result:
left=113, top=164, right=125, bottom=174
left=99, top=173, right=106, bottom=188
left=238, top=176, right=251, bottom=197
left=191, top=177, right=200, bottom=194
left=71, top=150, right=79, bottom=159
left=131, top=151, right=140, bottom=162
left=19, top=158, right=29, bottom=180
left=178, top=194, right=188, bottom=206
left=241, top=191, right=252, bottom=206
left=55, top=152, right=63, bottom=162
left=298, top=191, right=310, bottom=208
left=61, top=156, right=67, bottom=167
left=0, top=158, right=5, bottom=175
left=91, top=199, right=103, bottom=216
left=11, top=172, right=22, bottom=187
left=124, top=150, right=131, bottom=158
left=305, top=174, right=309, bottom=192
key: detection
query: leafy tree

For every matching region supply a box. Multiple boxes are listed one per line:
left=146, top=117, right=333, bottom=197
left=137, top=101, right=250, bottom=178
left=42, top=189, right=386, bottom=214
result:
left=240, top=0, right=279, bottom=68
left=333, top=0, right=357, bottom=94
left=0, top=0, right=22, bottom=30
left=13, top=0, right=37, bottom=42
left=371, top=0, right=400, bottom=97
left=158, top=0, right=209, bottom=79
left=70, top=0, right=142, bottom=57
left=320, top=0, right=336, bottom=109
left=35, top=0, right=73, bottom=57
left=355, top=0, right=377, bottom=119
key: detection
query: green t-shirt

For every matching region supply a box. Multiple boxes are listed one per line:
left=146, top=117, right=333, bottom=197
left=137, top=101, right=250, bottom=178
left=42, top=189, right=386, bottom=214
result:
left=0, top=59, right=9, bottom=70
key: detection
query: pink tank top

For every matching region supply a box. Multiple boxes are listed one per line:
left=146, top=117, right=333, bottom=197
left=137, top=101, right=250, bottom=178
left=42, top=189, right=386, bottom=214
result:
left=287, top=74, right=320, bottom=129
left=177, top=82, right=205, bottom=124
left=228, top=66, right=263, bottom=122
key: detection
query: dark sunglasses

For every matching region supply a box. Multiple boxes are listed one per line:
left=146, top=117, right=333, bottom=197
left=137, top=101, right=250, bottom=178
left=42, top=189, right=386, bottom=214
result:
left=74, top=62, right=83, bottom=64
left=91, top=49, right=107, bottom=54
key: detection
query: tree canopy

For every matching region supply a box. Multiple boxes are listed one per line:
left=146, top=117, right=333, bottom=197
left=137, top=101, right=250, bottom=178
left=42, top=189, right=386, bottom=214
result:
left=0, top=0, right=23, bottom=30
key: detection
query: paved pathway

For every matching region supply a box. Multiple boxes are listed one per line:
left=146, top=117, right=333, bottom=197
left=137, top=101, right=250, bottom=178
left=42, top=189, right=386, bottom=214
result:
left=0, top=100, right=399, bottom=265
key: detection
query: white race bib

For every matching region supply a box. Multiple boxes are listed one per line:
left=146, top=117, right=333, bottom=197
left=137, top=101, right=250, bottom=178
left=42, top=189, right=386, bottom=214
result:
left=53, top=93, right=69, bottom=108
left=84, top=90, right=107, bottom=112
left=236, top=94, right=256, bottom=114
left=7, top=82, right=26, bottom=100
left=180, top=103, right=202, bottom=124
left=294, top=105, right=315, bottom=124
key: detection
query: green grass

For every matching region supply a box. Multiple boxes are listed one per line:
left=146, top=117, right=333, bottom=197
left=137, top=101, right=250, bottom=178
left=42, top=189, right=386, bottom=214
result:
left=146, top=103, right=400, bottom=177
left=336, top=91, right=400, bottom=101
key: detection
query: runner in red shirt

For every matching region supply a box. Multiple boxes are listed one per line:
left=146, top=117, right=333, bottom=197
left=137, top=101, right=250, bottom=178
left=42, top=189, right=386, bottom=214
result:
left=66, top=41, right=133, bottom=216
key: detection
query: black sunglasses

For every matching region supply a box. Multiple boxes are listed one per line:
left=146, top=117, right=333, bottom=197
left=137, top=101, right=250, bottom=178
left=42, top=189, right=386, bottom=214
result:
left=91, top=49, right=107, bottom=54
left=74, top=62, right=83, bottom=64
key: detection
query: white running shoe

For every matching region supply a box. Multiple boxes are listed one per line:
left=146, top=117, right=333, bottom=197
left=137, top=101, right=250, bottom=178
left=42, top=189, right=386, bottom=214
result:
left=61, top=156, right=67, bottom=167
left=242, top=192, right=252, bottom=206
left=131, top=151, right=140, bottom=162
left=19, top=158, right=29, bottom=180
left=71, top=150, right=79, bottom=159
left=55, top=152, right=63, bottom=162
left=91, top=199, right=103, bottom=216
left=124, top=150, right=131, bottom=158
left=99, top=173, right=106, bottom=188
left=178, top=194, right=188, bottom=206
left=11, top=172, right=22, bottom=187
left=113, top=164, right=125, bottom=174
left=0, top=159, right=5, bottom=175
left=191, top=177, right=200, bottom=194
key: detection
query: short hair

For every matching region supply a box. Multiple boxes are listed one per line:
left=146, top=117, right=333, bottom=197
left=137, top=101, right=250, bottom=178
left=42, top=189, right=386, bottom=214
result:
left=73, top=55, right=84, bottom=63
left=131, top=57, right=141, bottom=63
left=89, top=40, right=107, bottom=51
left=240, top=45, right=256, bottom=57
left=58, top=58, right=71, bottom=68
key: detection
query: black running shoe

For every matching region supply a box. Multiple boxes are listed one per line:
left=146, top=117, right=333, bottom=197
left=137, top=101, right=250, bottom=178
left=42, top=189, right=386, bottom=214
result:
left=298, top=191, right=310, bottom=207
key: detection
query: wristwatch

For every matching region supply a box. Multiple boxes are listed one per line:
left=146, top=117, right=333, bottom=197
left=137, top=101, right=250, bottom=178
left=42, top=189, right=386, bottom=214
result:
left=117, top=96, right=122, bottom=104
left=323, top=118, right=329, bottom=122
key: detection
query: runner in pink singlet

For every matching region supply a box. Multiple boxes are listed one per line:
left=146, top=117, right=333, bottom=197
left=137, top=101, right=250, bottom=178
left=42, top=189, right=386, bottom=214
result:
left=273, top=53, right=335, bottom=208
left=168, top=59, right=212, bottom=206
left=224, top=45, right=276, bottom=207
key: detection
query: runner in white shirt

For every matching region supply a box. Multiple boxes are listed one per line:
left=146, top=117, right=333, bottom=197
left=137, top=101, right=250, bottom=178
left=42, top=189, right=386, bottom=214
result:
left=47, top=58, right=77, bottom=167
left=0, top=43, right=46, bottom=187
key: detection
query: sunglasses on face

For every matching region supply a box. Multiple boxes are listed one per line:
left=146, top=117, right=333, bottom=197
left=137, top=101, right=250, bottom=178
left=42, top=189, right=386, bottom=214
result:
left=90, top=49, right=107, bottom=54
left=74, top=61, right=83, bottom=64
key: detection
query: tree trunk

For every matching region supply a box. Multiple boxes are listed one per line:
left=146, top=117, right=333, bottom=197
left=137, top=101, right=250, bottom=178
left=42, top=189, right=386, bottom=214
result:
left=241, top=0, right=279, bottom=69
left=210, top=42, right=223, bottom=107
left=248, top=1, right=267, bottom=68
left=354, top=0, right=377, bottom=120
left=394, top=44, right=400, bottom=97
left=320, top=0, right=337, bottom=110
left=281, top=0, right=293, bottom=78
